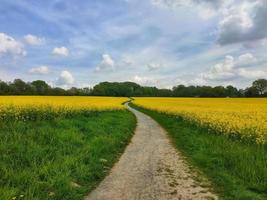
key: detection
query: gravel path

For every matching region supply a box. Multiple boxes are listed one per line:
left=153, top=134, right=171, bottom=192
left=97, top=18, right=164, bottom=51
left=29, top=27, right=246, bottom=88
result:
left=86, top=103, right=218, bottom=200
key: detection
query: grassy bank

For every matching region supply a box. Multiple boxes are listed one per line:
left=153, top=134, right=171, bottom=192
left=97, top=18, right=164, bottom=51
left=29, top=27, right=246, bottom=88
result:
left=130, top=103, right=267, bottom=200
left=0, top=110, right=136, bottom=200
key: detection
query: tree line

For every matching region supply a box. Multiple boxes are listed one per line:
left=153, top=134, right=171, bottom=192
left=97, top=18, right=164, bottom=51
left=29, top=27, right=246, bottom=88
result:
left=0, top=78, right=266, bottom=97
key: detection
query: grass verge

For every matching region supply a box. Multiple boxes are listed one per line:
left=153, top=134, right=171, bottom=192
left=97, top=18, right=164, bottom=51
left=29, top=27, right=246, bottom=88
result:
left=130, top=103, right=267, bottom=200
left=0, top=110, right=136, bottom=200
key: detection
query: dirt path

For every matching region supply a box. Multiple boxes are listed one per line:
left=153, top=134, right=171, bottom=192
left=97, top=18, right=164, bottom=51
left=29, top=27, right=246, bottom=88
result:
left=86, top=103, right=218, bottom=200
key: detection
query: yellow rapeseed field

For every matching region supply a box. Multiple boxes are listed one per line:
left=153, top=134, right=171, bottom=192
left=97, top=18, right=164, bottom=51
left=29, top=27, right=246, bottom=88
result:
left=0, top=96, right=128, bottom=121
left=0, top=96, right=128, bottom=110
left=133, top=98, right=267, bottom=144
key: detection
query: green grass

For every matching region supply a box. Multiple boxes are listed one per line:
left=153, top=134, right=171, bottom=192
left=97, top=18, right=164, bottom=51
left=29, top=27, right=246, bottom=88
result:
left=130, top=103, right=267, bottom=200
left=0, top=110, right=136, bottom=200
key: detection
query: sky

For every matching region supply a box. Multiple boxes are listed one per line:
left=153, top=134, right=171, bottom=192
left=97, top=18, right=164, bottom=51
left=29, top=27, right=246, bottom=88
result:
left=0, top=0, right=267, bottom=89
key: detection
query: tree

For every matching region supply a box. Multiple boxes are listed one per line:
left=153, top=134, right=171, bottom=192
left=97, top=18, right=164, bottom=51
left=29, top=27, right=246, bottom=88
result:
left=92, top=82, right=142, bottom=97
left=80, top=87, right=92, bottom=96
left=11, top=79, right=35, bottom=95
left=252, top=79, right=267, bottom=96
left=157, top=89, right=172, bottom=97
left=213, top=86, right=227, bottom=97
left=0, top=80, right=10, bottom=95
left=31, top=80, right=50, bottom=95
left=0, top=78, right=264, bottom=97
left=225, top=85, right=240, bottom=97
left=197, top=86, right=213, bottom=97
left=68, top=87, right=80, bottom=96
left=173, top=85, right=187, bottom=97
left=245, top=86, right=259, bottom=97
left=50, top=87, right=67, bottom=96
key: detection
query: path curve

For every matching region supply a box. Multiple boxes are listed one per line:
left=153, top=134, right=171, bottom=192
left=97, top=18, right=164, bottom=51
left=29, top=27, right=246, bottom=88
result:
left=86, top=103, right=218, bottom=200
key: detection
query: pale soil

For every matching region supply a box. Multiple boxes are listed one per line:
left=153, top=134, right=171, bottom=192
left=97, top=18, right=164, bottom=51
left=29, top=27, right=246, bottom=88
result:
left=85, top=103, right=218, bottom=200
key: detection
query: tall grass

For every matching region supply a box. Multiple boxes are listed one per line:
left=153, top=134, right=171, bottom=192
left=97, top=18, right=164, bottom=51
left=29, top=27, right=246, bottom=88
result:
left=0, top=110, right=136, bottom=200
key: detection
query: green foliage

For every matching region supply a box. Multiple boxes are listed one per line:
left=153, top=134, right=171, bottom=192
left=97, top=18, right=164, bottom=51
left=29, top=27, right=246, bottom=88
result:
left=252, top=79, right=267, bottom=96
left=0, top=79, right=92, bottom=96
left=92, top=81, right=142, bottom=97
left=0, top=110, right=136, bottom=200
left=172, top=84, right=243, bottom=97
left=0, top=78, right=267, bottom=97
left=131, top=104, right=267, bottom=200
left=31, top=80, right=50, bottom=95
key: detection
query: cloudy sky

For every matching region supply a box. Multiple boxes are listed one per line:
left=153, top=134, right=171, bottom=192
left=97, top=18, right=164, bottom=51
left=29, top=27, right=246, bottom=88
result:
left=0, top=0, right=267, bottom=89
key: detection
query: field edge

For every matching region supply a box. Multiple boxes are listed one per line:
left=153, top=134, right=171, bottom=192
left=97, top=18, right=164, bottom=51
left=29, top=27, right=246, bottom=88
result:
left=0, top=109, right=137, bottom=200
left=129, top=103, right=267, bottom=200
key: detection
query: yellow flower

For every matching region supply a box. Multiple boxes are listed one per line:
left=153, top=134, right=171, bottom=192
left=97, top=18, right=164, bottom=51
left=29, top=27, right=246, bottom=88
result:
left=133, top=97, right=267, bottom=144
left=0, top=96, right=128, bottom=122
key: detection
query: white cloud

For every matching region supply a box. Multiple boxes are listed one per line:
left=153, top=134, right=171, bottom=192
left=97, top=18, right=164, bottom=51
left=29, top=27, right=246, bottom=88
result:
left=237, top=53, right=257, bottom=66
left=95, top=54, right=115, bottom=72
left=24, top=34, right=45, bottom=45
left=198, top=53, right=266, bottom=83
left=57, top=70, right=74, bottom=85
left=221, top=1, right=254, bottom=29
left=52, top=46, right=69, bottom=56
left=29, top=66, right=50, bottom=74
left=104, top=24, right=141, bottom=40
left=147, top=63, right=162, bottom=71
left=152, top=0, right=267, bottom=44
left=188, top=77, right=207, bottom=86
left=151, top=0, right=227, bottom=19
left=121, top=57, right=134, bottom=66
left=198, top=55, right=235, bottom=81
left=237, top=68, right=267, bottom=79
left=151, top=0, right=190, bottom=8
left=151, top=0, right=225, bottom=8
left=0, top=32, right=26, bottom=56
left=133, top=75, right=149, bottom=84
left=191, top=0, right=224, bottom=8
left=132, top=75, right=152, bottom=85
left=211, top=55, right=234, bottom=74
left=218, top=0, right=267, bottom=45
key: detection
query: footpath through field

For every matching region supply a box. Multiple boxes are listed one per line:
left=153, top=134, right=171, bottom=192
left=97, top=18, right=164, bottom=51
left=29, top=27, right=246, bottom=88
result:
left=86, top=103, right=218, bottom=200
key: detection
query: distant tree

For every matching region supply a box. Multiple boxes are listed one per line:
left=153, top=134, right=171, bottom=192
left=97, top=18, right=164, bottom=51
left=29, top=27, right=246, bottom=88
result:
left=80, top=87, right=92, bottom=96
left=92, top=82, right=142, bottom=97
left=157, top=89, right=172, bottom=97
left=172, top=85, right=187, bottom=97
left=252, top=79, right=267, bottom=96
left=238, top=89, right=245, bottom=97
left=196, top=86, right=213, bottom=97
left=244, top=86, right=259, bottom=97
left=31, top=80, right=50, bottom=95
left=172, top=85, right=242, bottom=97
left=188, top=86, right=198, bottom=97
left=0, top=78, right=264, bottom=97
left=10, top=79, right=35, bottom=95
left=0, top=80, right=10, bottom=95
left=213, top=86, right=227, bottom=97
left=68, top=87, right=80, bottom=96
left=50, top=87, right=67, bottom=96
left=225, top=85, right=239, bottom=97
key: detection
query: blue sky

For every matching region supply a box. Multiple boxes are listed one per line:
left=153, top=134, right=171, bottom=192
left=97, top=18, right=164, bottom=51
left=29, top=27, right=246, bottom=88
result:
left=0, top=0, right=267, bottom=88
